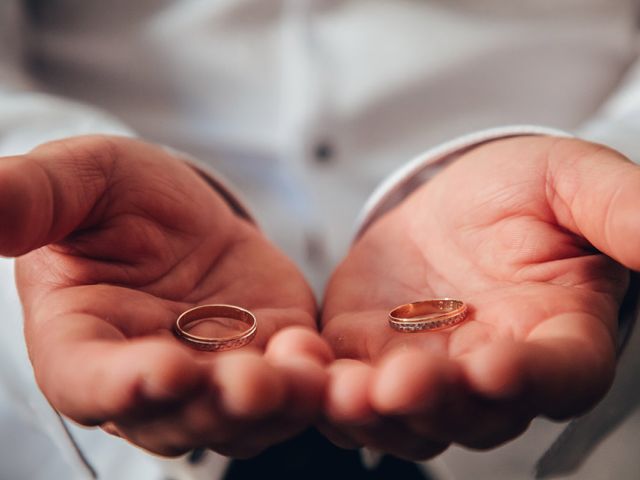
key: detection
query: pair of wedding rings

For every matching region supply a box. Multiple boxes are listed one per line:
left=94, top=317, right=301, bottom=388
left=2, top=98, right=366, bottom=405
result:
left=174, top=298, right=467, bottom=352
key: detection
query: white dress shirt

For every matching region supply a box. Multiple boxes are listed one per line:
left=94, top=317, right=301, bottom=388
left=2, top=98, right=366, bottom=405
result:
left=1, top=1, right=640, bottom=479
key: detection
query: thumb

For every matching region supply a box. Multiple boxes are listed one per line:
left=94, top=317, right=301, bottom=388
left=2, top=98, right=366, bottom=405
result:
left=0, top=136, right=119, bottom=257
left=548, top=138, right=640, bottom=271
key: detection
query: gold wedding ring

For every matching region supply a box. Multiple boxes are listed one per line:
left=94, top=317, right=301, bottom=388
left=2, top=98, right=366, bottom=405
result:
left=388, top=299, right=467, bottom=332
left=174, top=304, right=257, bottom=351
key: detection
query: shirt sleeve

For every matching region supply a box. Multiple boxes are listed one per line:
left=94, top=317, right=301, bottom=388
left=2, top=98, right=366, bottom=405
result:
left=577, top=55, right=640, bottom=165
left=354, top=123, right=640, bottom=479
left=535, top=53, right=640, bottom=478
left=0, top=4, right=245, bottom=479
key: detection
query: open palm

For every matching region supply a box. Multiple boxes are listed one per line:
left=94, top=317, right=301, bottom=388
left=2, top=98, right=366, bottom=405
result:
left=4, top=136, right=330, bottom=458
left=321, top=136, right=638, bottom=459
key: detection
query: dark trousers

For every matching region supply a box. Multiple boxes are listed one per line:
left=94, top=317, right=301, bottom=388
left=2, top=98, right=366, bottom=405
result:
left=221, top=428, right=432, bottom=480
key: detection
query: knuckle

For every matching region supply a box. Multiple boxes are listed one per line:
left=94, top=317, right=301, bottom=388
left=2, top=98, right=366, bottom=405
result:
left=30, top=135, right=124, bottom=210
left=33, top=135, right=122, bottom=169
left=36, top=134, right=123, bottom=176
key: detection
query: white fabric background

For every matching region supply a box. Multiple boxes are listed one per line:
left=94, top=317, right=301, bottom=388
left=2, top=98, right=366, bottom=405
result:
left=2, top=1, right=640, bottom=479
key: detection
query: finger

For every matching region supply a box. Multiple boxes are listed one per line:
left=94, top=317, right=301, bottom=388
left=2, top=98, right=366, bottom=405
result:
left=31, top=318, right=207, bottom=425
left=325, top=359, right=376, bottom=425
left=176, top=351, right=294, bottom=457
left=391, top=356, right=535, bottom=450
left=0, top=137, right=118, bottom=256
left=265, top=326, right=334, bottom=366
left=461, top=313, right=616, bottom=420
left=209, top=350, right=287, bottom=420
left=112, top=388, right=251, bottom=458
left=370, top=349, right=463, bottom=416
left=206, top=440, right=268, bottom=460
left=273, top=357, right=327, bottom=421
left=325, top=362, right=445, bottom=461
left=451, top=403, right=533, bottom=450
left=113, top=383, right=265, bottom=458
left=238, top=298, right=317, bottom=349
left=386, top=437, right=449, bottom=462
left=265, top=328, right=331, bottom=419
left=368, top=349, right=528, bottom=450
left=346, top=419, right=449, bottom=462
left=316, top=419, right=363, bottom=449
left=457, top=340, right=530, bottom=402
left=0, top=135, right=234, bottom=260
left=376, top=380, right=532, bottom=452
left=547, top=138, right=640, bottom=270
left=111, top=419, right=195, bottom=458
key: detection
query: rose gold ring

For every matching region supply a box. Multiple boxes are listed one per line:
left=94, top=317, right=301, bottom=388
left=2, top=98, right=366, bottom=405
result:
left=388, top=299, right=468, bottom=332
left=174, top=304, right=257, bottom=351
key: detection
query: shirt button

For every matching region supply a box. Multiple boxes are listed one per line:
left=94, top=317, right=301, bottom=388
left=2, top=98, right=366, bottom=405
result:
left=313, top=141, right=334, bottom=164
left=305, top=232, right=326, bottom=265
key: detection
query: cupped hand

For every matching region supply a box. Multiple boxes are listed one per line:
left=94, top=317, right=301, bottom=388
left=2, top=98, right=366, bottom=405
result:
left=320, top=136, right=638, bottom=459
left=1, top=136, right=331, bottom=458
